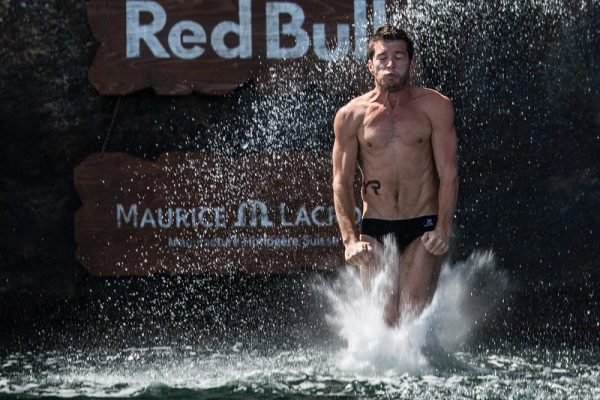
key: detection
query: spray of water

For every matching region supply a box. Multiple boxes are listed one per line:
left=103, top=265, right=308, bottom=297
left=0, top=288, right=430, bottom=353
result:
left=317, top=237, right=508, bottom=374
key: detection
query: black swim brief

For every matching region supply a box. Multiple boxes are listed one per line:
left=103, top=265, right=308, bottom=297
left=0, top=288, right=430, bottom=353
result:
left=360, top=215, right=438, bottom=251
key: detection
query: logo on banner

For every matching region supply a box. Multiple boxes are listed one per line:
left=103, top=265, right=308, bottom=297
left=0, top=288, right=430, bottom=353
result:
left=115, top=201, right=346, bottom=229
left=125, top=0, right=387, bottom=61
left=74, top=153, right=363, bottom=276
left=88, top=0, right=388, bottom=94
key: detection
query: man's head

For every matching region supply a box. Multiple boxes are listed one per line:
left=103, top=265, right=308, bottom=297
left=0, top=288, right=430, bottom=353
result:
left=368, top=26, right=414, bottom=61
left=367, top=26, right=414, bottom=92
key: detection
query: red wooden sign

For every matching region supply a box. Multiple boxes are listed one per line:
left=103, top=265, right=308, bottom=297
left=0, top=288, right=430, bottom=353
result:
left=74, top=152, right=361, bottom=276
left=88, top=0, right=388, bottom=94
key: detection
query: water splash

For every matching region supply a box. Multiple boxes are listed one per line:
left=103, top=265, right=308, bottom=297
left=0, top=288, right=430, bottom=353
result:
left=318, top=239, right=508, bottom=374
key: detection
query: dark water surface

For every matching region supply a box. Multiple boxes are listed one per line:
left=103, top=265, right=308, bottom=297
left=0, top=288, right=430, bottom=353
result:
left=1, top=344, right=598, bottom=399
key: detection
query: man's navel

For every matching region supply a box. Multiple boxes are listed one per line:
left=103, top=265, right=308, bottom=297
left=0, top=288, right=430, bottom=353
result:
left=393, top=191, right=400, bottom=212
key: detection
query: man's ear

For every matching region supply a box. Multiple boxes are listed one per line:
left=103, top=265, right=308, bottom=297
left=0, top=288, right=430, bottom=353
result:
left=409, top=59, right=419, bottom=80
left=367, top=59, right=374, bottom=75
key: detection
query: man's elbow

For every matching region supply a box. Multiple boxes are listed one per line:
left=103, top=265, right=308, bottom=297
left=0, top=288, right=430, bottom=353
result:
left=332, top=178, right=352, bottom=194
left=439, top=169, right=459, bottom=188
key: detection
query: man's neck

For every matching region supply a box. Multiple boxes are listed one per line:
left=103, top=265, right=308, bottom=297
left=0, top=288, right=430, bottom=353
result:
left=374, top=84, right=412, bottom=109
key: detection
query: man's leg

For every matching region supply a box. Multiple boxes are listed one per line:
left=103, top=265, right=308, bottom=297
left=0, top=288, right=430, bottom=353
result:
left=384, top=237, right=443, bottom=326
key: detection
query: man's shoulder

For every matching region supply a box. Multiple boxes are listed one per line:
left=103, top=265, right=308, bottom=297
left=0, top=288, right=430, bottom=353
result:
left=413, top=86, right=452, bottom=105
left=334, top=91, right=375, bottom=134
left=412, top=87, right=454, bottom=120
left=336, top=91, right=374, bottom=120
left=413, top=87, right=455, bottom=127
left=341, top=91, right=374, bottom=111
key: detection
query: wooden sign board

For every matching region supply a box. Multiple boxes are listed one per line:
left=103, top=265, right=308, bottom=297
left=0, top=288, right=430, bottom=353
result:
left=88, top=0, right=388, bottom=94
left=74, top=152, right=361, bottom=276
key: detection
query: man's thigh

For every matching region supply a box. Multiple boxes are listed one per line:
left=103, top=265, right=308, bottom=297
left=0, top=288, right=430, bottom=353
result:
left=400, top=238, right=443, bottom=303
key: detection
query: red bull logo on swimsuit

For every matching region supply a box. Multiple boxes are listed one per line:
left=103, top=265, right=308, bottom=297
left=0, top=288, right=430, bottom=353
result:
left=88, top=0, right=388, bottom=94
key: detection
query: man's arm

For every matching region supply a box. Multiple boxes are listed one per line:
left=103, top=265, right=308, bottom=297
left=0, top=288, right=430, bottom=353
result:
left=422, top=94, right=459, bottom=255
left=332, top=106, right=372, bottom=265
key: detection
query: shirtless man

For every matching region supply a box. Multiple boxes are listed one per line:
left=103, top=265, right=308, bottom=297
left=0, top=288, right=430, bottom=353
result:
left=332, top=25, right=458, bottom=327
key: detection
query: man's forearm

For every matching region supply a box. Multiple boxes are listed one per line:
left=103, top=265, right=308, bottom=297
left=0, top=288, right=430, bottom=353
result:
left=333, top=183, right=359, bottom=247
left=436, top=175, right=459, bottom=236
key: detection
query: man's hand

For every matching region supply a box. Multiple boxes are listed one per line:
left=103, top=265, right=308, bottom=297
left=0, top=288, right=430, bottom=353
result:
left=421, top=230, right=449, bottom=256
left=344, top=241, right=373, bottom=267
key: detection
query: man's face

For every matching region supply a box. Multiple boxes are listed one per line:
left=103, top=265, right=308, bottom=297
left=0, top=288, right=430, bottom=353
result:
left=368, top=40, right=411, bottom=92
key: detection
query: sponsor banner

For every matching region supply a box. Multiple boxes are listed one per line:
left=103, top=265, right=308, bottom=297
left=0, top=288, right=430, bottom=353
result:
left=88, top=0, right=388, bottom=94
left=74, top=152, right=361, bottom=276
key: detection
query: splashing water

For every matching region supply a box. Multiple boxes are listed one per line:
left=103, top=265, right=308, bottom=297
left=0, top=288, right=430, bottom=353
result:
left=4, top=248, right=600, bottom=399
left=319, top=238, right=508, bottom=375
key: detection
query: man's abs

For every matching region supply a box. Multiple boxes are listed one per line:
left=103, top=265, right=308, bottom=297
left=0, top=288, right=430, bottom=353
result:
left=360, top=174, right=438, bottom=220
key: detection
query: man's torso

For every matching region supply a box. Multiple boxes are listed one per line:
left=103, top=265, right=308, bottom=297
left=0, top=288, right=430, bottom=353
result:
left=349, top=86, right=440, bottom=219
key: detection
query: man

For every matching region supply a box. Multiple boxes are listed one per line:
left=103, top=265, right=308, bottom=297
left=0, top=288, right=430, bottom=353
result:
left=332, top=25, right=458, bottom=327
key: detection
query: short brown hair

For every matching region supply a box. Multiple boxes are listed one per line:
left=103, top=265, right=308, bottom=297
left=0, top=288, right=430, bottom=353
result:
left=367, top=25, right=414, bottom=60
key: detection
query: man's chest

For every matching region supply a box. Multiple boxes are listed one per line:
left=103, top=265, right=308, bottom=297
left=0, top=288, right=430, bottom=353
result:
left=361, top=105, right=431, bottom=148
